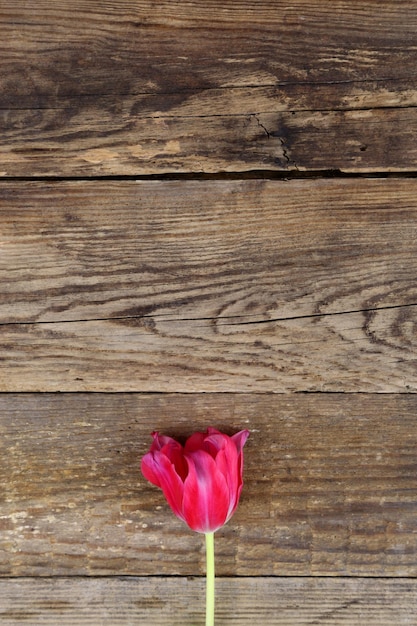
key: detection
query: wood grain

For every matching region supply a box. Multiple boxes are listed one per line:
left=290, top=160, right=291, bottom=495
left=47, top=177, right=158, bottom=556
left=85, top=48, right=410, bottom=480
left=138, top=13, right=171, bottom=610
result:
left=1, top=576, right=416, bottom=625
left=2, top=101, right=416, bottom=176
left=1, top=393, right=416, bottom=577
left=4, top=2, right=416, bottom=97
left=2, top=2, right=416, bottom=621
left=1, top=178, right=416, bottom=392
left=1, top=2, right=416, bottom=174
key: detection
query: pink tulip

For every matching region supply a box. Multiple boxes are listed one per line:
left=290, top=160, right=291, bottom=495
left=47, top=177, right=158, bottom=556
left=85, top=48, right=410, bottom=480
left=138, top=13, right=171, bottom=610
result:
left=141, top=427, right=250, bottom=533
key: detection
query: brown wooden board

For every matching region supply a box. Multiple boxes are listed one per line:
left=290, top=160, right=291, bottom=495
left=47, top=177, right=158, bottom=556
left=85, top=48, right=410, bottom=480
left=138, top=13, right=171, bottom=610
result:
left=1, top=393, right=416, bottom=577
left=2, top=103, right=416, bottom=176
left=0, top=576, right=416, bottom=625
left=1, top=178, right=416, bottom=392
left=0, top=2, right=416, bottom=174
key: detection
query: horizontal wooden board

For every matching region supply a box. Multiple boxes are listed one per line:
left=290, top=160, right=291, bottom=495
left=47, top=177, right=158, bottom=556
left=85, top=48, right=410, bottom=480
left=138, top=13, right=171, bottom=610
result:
left=1, top=100, right=417, bottom=176
left=1, top=393, right=416, bottom=577
left=3, top=2, right=416, bottom=98
left=1, top=576, right=416, bottom=625
left=1, top=178, right=417, bottom=392
left=0, top=2, right=416, bottom=174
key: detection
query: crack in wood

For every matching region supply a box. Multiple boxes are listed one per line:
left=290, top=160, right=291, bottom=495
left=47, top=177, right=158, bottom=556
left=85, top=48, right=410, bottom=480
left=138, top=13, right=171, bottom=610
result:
left=3, top=102, right=415, bottom=115
left=1, top=302, right=416, bottom=328
left=253, top=114, right=271, bottom=139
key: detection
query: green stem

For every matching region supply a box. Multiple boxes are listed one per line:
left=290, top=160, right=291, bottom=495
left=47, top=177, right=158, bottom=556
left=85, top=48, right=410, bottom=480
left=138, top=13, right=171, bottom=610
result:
left=205, top=531, right=215, bottom=626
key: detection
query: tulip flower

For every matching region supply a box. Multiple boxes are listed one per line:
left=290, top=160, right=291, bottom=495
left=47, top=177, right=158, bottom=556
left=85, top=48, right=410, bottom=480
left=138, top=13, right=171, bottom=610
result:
left=141, top=427, right=250, bottom=625
left=141, top=427, right=250, bottom=533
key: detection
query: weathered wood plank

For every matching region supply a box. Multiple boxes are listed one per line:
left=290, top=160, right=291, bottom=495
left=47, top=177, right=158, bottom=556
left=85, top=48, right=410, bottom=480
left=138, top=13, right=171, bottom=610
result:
left=1, top=393, right=416, bottom=577
left=1, top=2, right=416, bottom=174
left=0, top=576, right=416, bottom=625
left=3, top=2, right=415, bottom=97
left=1, top=178, right=416, bottom=392
left=1, top=100, right=416, bottom=175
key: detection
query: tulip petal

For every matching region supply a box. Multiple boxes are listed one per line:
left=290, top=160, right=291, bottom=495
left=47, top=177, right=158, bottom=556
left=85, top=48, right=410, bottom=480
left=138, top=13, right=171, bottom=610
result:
left=231, top=429, right=250, bottom=455
left=147, top=432, right=189, bottom=481
left=160, top=441, right=188, bottom=481
left=184, top=431, right=207, bottom=453
left=182, top=450, right=230, bottom=533
left=141, top=451, right=164, bottom=488
left=221, top=430, right=249, bottom=518
left=208, top=434, right=245, bottom=519
left=141, top=451, right=185, bottom=522
left=149, top=431, right=178, bottom=452
left=212, top=449, right=238, bottom=517
left=201, top=431, right=227, bottom=459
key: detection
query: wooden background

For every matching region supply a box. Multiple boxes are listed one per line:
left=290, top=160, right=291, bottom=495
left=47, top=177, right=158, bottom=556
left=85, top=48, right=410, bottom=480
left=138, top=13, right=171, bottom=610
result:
left=1, top=2, right=417, bottom=624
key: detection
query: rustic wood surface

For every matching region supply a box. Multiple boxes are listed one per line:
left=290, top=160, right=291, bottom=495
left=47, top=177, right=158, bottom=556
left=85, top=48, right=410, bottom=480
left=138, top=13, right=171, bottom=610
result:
left=1, top=577, right=416, bottom=626
left=2, top=101, right=416, bottom=175
left=1, top=393, right=416, bottom=577
left=1, top=2, right=416, bottom=175
left=1, top=1, right=417, bottom=624
left=1, top=178, right=417, bottom=392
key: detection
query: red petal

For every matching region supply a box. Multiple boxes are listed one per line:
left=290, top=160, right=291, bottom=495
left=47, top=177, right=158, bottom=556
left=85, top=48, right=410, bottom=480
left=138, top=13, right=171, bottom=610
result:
left=231, top=429, right=250, bottom=454
left=161, top=441, right=188, bottom=480
left=212, top=449, right=239, bottom=516
left=141, top=451, right=163, bottom=488
left=150, top=431, right=178, bottom=452
left=202, top=431, right=227, bottom=458
left=184, top=431, right=207, bottom=453
left=182, top=450, right=230, bottom=533
left=141, top=451, right=185, bottom=522
left=220, top=430, right=249, bottom=519
left=147, top=433, right=188, bottom=481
